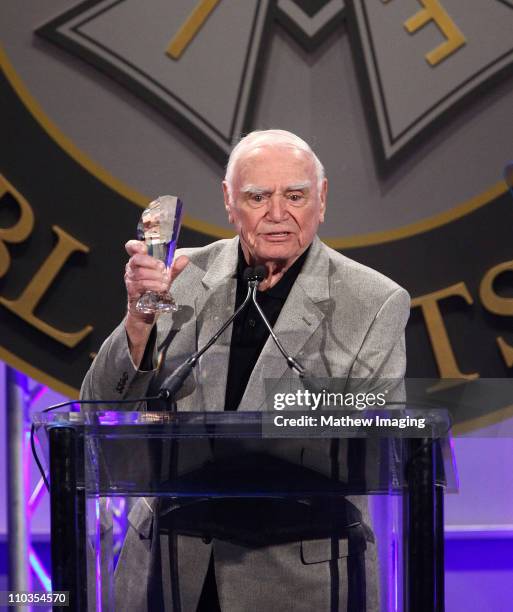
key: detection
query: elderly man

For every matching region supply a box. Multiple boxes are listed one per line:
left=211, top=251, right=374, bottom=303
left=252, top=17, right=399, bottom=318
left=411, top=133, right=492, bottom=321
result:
left=81, top=129, right=410, bottom=611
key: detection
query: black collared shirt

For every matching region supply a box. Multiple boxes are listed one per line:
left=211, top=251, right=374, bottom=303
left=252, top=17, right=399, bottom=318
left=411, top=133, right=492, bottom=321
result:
left=224, top=245, right=310, bottom=411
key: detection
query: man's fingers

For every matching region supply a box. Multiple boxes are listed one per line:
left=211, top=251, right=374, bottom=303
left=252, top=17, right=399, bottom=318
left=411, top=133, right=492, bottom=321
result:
left=126, top=255, right=165, bottom=275
left=125, top=265, right=166, bottom=283
left=129, top=253, right=165, bottom=270
left=125, top=239, right=167, bottom=302
left=126, top=278, right=169, bottom=298
left=125, top=239, right=147, bottom=257
left=124, top=244, right=188, bottom=309
left=126, top=241, right=164, bottom=274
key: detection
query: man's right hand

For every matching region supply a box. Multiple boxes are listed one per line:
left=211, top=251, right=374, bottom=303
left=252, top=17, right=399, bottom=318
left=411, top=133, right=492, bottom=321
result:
left=124, top=240, right=189, bottom=367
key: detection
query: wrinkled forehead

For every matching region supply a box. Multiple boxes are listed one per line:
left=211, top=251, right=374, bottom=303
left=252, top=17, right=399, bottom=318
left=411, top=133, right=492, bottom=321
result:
left=233, top=145, right=316, bottom=185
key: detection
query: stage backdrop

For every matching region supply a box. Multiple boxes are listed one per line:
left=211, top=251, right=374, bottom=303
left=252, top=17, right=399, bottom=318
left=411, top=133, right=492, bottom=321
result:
left=3, top=4, right=513, bottom=608
left=1, top=1, right=513, bottom=422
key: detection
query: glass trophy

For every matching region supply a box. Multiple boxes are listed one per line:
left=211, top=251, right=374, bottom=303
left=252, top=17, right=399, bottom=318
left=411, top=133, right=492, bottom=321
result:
left=135, top=195, right=183, bottom=314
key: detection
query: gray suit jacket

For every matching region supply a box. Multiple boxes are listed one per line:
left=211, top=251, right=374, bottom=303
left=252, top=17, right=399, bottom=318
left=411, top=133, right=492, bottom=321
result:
left=81, top=236, right=410, bottom=611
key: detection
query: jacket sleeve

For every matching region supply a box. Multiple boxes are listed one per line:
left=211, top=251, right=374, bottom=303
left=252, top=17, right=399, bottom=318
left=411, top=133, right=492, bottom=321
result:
left=80, top=318, right=158, bottom=408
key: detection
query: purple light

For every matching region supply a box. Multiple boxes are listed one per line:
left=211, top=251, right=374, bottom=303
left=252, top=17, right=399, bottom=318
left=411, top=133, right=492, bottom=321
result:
left=29, top=548, right=52, bottom=592
left=24, top=430, right=31, bottom=507
left=112, top=498, right=125, bottom=519
left=390, top=500, right=399, bottom=612
left=112, top=498, right=127, bottom=564
left=17, top=371, right=54, bottom=595
left=30, top=384, right=48, bottom=406
left=28, top=477, right=47, bottom=514
left=98, top=413, right=122, bottom=425
left=14, top=369, right=29, bottom=392
left=394, top=536, right=399, bottom=611
left=95, top=498, right=103, bottom=612
left=448, top=434, right=460, bottom=491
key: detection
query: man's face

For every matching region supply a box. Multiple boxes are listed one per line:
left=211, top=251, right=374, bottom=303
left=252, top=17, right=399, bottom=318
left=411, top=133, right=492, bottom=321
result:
left=223, top=145, right=327, bottom=268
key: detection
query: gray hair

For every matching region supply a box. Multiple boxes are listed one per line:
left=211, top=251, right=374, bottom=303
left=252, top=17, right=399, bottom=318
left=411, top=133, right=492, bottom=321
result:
left=224, top=129, right=325, bottom=201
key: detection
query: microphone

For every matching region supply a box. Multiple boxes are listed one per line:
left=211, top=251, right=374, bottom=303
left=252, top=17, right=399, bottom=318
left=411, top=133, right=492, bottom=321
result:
left=243, top=265, right=266, bottom=284
left=159, top=266, right=260, bottom=401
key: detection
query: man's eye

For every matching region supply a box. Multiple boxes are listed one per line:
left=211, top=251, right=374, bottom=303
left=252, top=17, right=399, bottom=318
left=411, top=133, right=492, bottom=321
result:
left=288, top=193, right=303, bottom=202
left=251, top=194, right=265, bottom=203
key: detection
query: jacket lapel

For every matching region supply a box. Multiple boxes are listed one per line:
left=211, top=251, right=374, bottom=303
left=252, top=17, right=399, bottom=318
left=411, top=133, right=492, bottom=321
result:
left=194, top=238, right=239, bottom=411
left=238, top=236, right=331, bottom=411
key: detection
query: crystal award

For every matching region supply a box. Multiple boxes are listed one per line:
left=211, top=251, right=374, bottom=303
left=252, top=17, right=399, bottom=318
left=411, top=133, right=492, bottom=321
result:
left=135, top=195, right=183, bottom=314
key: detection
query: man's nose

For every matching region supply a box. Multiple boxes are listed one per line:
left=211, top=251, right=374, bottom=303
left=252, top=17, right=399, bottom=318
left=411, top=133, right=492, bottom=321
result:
left=266, top=196, right=289, bottom=222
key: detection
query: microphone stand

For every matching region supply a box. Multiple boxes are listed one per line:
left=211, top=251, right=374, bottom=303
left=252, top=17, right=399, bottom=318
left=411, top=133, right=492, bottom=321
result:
left=249, top=283, right=305, bottom=378
left=159, top=274, right=259, bottom=403
left=160, top=266, right=308, bottom=405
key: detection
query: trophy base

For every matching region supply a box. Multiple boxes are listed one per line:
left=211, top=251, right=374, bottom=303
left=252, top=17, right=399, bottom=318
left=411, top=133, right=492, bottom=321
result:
left=135, top=291, right=178, bottom=314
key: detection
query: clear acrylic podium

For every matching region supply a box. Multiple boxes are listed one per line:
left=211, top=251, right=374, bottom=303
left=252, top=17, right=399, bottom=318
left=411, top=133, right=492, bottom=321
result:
left=34, top=409, right=457, bottom=612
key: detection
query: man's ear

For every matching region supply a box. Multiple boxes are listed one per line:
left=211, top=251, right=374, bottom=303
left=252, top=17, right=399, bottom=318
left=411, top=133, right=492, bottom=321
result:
left=319, top=178, right=328, bottom=223
left=222, top=181, right=234, bottom=224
